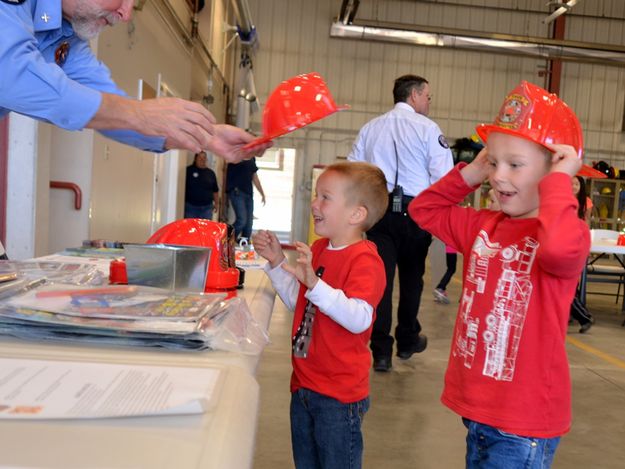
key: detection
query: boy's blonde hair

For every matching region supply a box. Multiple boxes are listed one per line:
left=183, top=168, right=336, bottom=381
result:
left=323, top=162, right=388, bottom=231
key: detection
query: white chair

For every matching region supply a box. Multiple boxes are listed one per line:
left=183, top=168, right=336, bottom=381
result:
left=585, top=229, right=625, bottom=310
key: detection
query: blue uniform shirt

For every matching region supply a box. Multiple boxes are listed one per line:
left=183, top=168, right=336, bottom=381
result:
left=0, top=0, right=166, bottom=152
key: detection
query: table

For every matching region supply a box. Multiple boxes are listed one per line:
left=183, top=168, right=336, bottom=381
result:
left=579, top=239, right=625, bottom=312
left=0, top=267, right=276, bottom=469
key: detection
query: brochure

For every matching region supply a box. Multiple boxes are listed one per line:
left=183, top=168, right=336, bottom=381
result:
left=0, top=357, right=222, bottom=419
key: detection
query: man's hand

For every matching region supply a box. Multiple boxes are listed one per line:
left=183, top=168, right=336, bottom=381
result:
left=252, top=230, right=284, bottom=268
left=547, top=143, right=581, bottom=177
left=460, top=147, right=490, bottom=187
left=209, top=125, right=273, bottom=163
left=138, top=97, right=217, bottom=153
left=90, top=94, right=216, bottom=152
left=281, top=241, right=318, bottom=290
left=89, top=94, right=272, bottom=160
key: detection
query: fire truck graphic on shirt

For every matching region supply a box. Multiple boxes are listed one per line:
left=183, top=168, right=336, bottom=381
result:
left=453, top=230, right=538, bottom=382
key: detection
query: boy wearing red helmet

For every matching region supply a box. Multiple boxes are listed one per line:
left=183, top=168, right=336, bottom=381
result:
left=409, top=81, right=591, bottom=468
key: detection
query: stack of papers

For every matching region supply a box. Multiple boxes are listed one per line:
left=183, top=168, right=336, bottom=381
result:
left=0, top=260, right=269, bottom=354
left=0, top=284, right=229, bottom=350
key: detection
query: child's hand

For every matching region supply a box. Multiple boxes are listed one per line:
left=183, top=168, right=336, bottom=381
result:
left=281, top=241, right=319, bottom=289
left=460, top=147, right=490, bottom=187
left=252, top=230, right=285, bottom=268
left=547, top=143, right=582, bottom=177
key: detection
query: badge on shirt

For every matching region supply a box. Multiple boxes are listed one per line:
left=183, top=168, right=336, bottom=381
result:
left=0, top=0, right=26, bottom=4
left=193, top=172, right=199, bottom=178
left=438, top=135, right=449, bottom=149
left=55, top=42, right=70, bottom=67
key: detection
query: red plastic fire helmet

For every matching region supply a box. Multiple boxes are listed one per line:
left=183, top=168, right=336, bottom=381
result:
left=147, top=219, right=239, bottom=292
left=244, top=72, right=348, bottom=148
left=476, top=81, right=605, bottom=179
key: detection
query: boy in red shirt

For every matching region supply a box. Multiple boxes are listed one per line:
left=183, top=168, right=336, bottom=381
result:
left=253, top=162, right=388, bottom=469
left=409, top=81, right=590, bottom=468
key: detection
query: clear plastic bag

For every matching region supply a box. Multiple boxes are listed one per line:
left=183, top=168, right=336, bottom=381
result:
left=198, top=297, right=270, bottom=355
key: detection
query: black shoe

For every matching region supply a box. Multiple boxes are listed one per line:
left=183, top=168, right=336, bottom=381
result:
left=396, top=335, right=428, bottom=360
left=373, top=356, right=392, bottom=372
left=579, top=322, right=592, bottom=334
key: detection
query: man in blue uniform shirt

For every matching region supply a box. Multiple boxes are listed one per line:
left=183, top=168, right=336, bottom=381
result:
left=0, top=0, right=269, bottom=161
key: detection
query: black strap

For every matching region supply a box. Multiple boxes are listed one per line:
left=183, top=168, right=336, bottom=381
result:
left=393, top=141, right=399, bottom=188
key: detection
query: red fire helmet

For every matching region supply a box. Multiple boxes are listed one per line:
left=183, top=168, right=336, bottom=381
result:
left=476, top=81, right=605, bottom=179
left=244, top=72, right=348, bottom=148
left=147, top=219, right=239, bottom=291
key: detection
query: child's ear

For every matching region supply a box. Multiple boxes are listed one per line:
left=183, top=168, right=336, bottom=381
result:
left=350, top=205, right=368, bottom=225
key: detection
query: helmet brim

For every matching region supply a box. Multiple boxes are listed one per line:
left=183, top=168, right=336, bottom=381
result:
left=476, top=124, right=605, bottom=179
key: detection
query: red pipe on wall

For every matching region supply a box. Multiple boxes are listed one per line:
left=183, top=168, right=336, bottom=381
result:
left=50, top=180, right=82, bottom=210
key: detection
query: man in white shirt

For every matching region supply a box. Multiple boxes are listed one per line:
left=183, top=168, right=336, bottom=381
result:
left=348, top=75, right=453, bottom=371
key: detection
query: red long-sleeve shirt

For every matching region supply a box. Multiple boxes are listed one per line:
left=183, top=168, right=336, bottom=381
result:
left=409, top=165, right=589, bottom=437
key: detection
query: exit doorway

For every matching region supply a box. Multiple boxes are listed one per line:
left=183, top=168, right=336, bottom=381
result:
left=252, top=148, right=296, bottom=243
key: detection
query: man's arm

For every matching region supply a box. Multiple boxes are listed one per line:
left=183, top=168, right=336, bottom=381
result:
left=252, top=173, right=266, bottom=205
left=347, top=128, right=366, bottom=161
left=425, top=124, right=454, bottom=184
left=64, top=41, right=269, bottom=160
left=89, top=93, right=215, bottom=153
left=0, top=6, right=270, bottom=161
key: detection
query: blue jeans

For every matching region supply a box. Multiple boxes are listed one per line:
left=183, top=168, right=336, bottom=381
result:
left=228, top=188, right=254, bottom=239
left=290, top=388, right=369, bottom=469
left=184, top=202, right=213, bottom=220
left=463, top=418, right=560, bottom=469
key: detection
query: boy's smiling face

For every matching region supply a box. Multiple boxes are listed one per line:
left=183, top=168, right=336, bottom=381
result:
left=486, top=132, right=552, bottom=219
left=311, top=171, right=362, bottom=246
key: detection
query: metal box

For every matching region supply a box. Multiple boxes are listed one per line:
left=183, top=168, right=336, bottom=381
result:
left=124, top=244, right=211, bottom=293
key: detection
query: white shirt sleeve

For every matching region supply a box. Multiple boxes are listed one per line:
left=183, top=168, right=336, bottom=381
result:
left=305, top=279, right=374, bottom=334
left=347, top=127, right=366, bottom=162
left=426, top=123, right=454, bottom=185
left=263, top=261, right=299, bottom=312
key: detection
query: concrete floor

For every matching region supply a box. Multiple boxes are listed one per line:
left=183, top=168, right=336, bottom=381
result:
left=253, top=256, right=625, bottom=468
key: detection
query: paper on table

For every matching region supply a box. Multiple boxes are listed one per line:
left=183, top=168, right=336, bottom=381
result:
left=0, top=358, right=222, bottom=419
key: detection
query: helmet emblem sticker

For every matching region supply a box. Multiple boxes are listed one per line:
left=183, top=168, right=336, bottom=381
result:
left=496, top=93, right=530, bottom=130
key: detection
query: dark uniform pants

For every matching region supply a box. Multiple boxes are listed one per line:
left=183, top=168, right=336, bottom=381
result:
left=367, top=206, right=432, bottom=359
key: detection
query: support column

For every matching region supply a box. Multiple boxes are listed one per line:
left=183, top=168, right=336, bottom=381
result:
left=6, top=114, right=38, bottom=260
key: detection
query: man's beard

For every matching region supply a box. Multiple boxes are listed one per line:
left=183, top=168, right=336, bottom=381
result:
left=71, top=11, right=120, bottom=40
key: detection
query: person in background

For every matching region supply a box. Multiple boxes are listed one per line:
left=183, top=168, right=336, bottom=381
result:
left=0, top=0, right=270, bottom=161
left=348, top=74, right=454, bottom=372
left=253, top=162, right=387, bottom=469
left=184, top=152, right=219, bottom=220
left=572, top=175, right=592, bottom=223
left=226, top=158, right=266, bottom=241
left=433, top=244, right=457, bottom=304
left=571, top=175, right=594, bottom=333
left=409, top=81, right=590, bottom=468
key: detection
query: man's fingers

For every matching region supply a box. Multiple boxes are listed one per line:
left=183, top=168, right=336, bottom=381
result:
left=239, top=141, right=273, bottom=160
left=175, top=122, right=214, bottom=153
left=182, top=100, right=217, bottom=125
left=164, top=124, right=211, bottom=153
left=180, top=101, right=217, bottom=131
